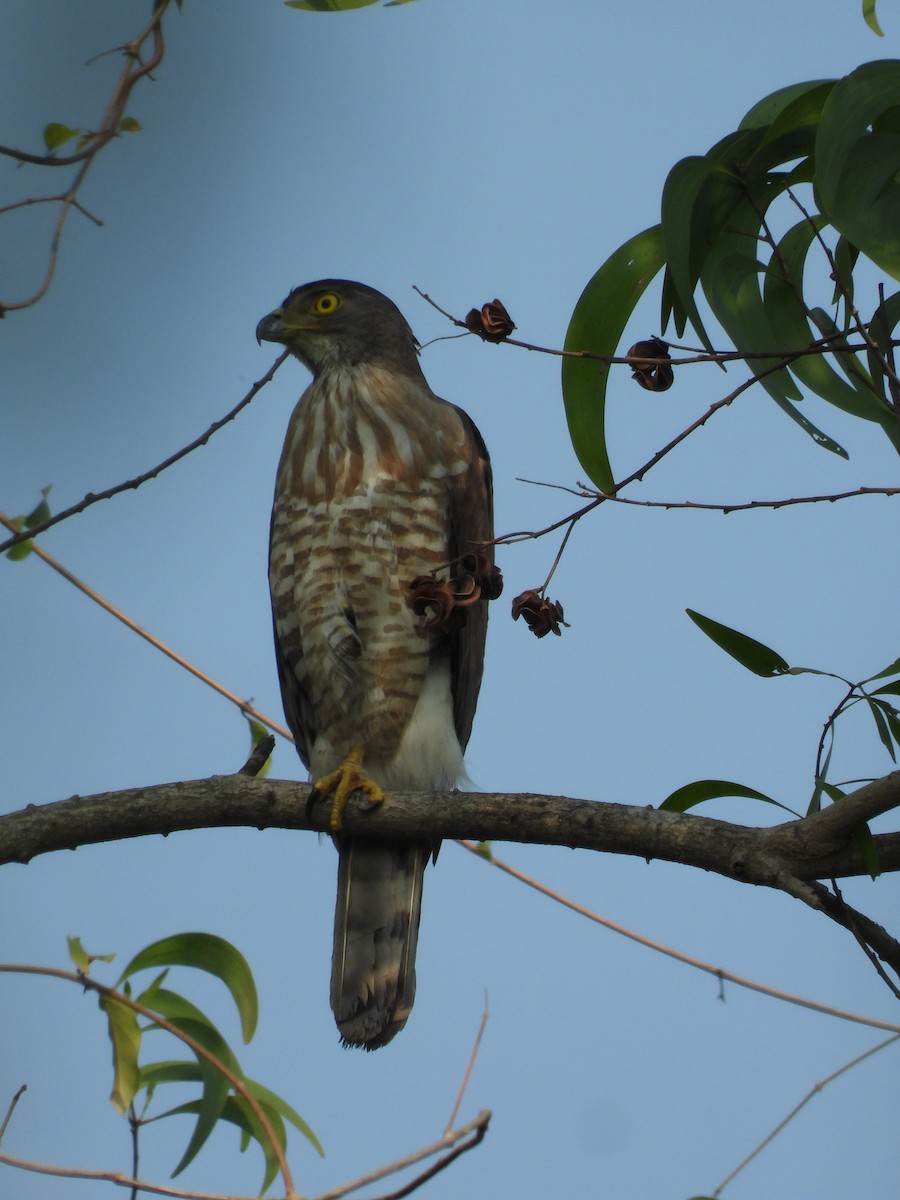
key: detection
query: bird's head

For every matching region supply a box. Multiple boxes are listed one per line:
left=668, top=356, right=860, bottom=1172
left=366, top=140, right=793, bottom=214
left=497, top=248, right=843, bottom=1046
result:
left=256, top=279, right=422, bottom=378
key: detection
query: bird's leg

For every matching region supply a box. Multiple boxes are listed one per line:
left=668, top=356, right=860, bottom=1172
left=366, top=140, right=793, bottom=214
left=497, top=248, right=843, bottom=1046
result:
left=311, top=746, right=385, bottom=832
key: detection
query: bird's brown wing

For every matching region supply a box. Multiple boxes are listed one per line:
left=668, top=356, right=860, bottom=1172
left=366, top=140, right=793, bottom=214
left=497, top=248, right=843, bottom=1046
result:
left=446, top=403, right=495, bottom=752
left=269, top=510, right=314, bottom=771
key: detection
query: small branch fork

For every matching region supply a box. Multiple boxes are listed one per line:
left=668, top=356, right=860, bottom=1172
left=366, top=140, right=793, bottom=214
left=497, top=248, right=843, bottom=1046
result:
left=1, top=0, right=173, bottom=315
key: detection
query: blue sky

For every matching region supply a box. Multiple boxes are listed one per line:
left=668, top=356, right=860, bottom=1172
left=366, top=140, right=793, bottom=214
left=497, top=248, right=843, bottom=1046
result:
left=2, top=2, right=899, bottom=1198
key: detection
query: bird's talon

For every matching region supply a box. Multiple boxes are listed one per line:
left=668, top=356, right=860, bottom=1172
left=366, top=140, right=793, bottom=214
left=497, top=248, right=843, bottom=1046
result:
left=311, top=749, right=385, bottom=832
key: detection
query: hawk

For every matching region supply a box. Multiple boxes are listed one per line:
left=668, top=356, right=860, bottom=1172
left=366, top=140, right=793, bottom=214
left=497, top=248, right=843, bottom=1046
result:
left=256, top=280, right=499, bottom=1049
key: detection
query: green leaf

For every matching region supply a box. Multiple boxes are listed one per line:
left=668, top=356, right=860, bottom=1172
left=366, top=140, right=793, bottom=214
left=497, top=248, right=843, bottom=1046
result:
left=6, top=487, right=53, bottom=561
left=739, top=79, right=834, bottom=132
left=5, top=518, right=32, bottom=561
left=660, top=153, right=744, bottom=351
left=866, top=289, right=900, bottom=411
left=872, top=680, right=900, bottom=697
left=863, top=0, right=885, bottom=37
left=763, top=218, right=892, bottom=432
left=245, top=1079, right=323, bottom=1157
left=816, top=61, right=900, bottom=280
left=67, top=936, right=115, bottom=972
left=685, top=609, right=791, bottom=676
left=561, top=225, right=666, bottom=491
left=247, top=718, right=273, bottom=778
left=43, top=122, right=78, bottom=152
left=870, top=654, right=900, bottom=681
left=118, top=932, right=258, bottom=1043
left=100, top=992, right=142, bottom=1115
left=866, top=697, right=898, bottom=761
left=660, top=779, right=799, bottom=816
left=852, top=820, right=881, bottom=878
left=118, top=116, right=142, bottom=133
left=156, top=1095, right=285, bottom=1194
left=145, top=994, right=240, bottom=1176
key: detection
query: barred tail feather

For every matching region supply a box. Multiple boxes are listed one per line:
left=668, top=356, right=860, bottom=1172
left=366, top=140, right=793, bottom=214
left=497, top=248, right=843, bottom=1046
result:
left=331, top=838, right=427, bottom=1050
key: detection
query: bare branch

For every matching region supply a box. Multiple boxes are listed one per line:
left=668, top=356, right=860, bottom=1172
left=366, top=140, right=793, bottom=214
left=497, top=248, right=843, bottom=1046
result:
left=313, top=1110, right=491, bottom=1200
left=4, top=770, right=899, bottom=882
left=461, top=842, right=900, bottom=1034
left=577, top=486, right=900, bottom=514
left=712, top=1034, right=900, bottom=1196
left=0, top=351, right=289, bottom=554
left=1, top=1, right=171, bottom=314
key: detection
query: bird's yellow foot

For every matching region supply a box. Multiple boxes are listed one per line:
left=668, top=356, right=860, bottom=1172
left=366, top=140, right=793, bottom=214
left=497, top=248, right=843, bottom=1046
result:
left=311, top=747, right=385, bottom=833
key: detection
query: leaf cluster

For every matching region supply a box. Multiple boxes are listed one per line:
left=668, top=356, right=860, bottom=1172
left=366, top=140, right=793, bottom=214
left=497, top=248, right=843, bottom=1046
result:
left=70, top=932, right=321, bottom=1193
left=661, top=610, right=900, bottom=877
left=562, top=61, right=900, bottom=490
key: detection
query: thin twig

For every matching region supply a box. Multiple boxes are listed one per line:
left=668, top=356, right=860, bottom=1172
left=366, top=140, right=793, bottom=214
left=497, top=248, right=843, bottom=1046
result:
left=562, top=485, right=900, bottom=514
left=0, top=963, right=298, bottom=1200
left=0, top=511, right=293, bottom=742
left=313, top=1110, right=491, bottom=1200
left=712, top=1034, right=900, bottom=1196
left=458, top=842, right=900, bottom=1034
left=445, top=994, right=490, bottom=1134
left=0, top=1149, right=247, bottom=1200
left=1, top=0, right=170, bottom=314
left=0, top=350, right=288, bottom=554
left=0, top=1085, right=26, bottom=1145
left=412, top=286, right=875, bottom=366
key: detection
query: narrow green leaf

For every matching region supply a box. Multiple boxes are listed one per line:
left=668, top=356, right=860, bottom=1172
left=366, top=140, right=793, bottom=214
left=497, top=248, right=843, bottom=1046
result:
left=4, top=519, right=32, bottom=561
left=866, top=697, right=897, bottom=761
left=100, top=992, right=142, bottom=1115
left=43, top=122, right=78, bottom=152
left=816, top=61, right=900, bottom=280
left=247, top=718, right=273, bottom=779
left=739, top=79, right=834, bottom=132
left=24, top=486, right=52, bottom=527
left=67, top=936, right=115, bottom=972
left=686, top=609, right=790, bottom=676
left=852, top=821, right=881, bottom=878
left=700, top=198, right=802, bottom=405
left=6, top=488, right=53, bottom=561
left=118, top=116, right=142, bottom=133
left=660, top=779, right=799, bottom=816
left=119, top=933, right=258, bottom=1043
left=866, top=289, right=900, bottom=413
left=145, top=996, right=239, bottom=1177
left=561, top=225, right=666, bottom=491
left=763, top=218, right=891, bottom=428
left=247, top=1079, right=324, bottom=1156
left=140, top=1059, right=202, bottom=1088
left=871, top=680, right=900, bottom=697
left=156, top=1096, right=284, bottom=1194
left=660, top=154, right=743, bottom=352
left=863, top=0, right=885, bottom=37
left=870, top=654, right=900, bottom=681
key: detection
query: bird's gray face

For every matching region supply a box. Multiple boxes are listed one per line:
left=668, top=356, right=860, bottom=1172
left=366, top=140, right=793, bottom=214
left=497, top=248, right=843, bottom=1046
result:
left=256, top=279, right=420, bottom=377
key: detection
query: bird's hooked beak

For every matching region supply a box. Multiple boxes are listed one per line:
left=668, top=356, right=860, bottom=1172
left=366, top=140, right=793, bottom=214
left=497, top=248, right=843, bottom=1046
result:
left=256, top=310, right=285, bottom=346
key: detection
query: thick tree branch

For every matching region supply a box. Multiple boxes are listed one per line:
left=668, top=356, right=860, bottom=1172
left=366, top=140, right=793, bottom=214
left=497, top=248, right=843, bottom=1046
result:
left=5, top=772, right=900, bottom=981
left=4, top=772, right=899, bottom=884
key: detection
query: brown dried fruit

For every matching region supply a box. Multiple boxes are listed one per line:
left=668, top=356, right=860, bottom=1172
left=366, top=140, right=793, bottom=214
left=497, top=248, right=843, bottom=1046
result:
left=511, top=588, right=570, bottom=638
left=627, top=337, right=674, bottom=392
left=410, top=556, right=504, bottom=631
left=464, top=299, right=516, bottom=343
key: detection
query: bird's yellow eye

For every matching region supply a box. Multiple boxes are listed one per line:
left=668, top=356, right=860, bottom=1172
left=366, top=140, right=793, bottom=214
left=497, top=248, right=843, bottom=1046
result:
left=313, top=292, right=341, bottom=316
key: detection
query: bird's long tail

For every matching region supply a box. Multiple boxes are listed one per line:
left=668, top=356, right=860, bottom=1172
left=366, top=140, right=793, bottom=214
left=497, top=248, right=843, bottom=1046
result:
left=330, top=837, right=427, bottom=1049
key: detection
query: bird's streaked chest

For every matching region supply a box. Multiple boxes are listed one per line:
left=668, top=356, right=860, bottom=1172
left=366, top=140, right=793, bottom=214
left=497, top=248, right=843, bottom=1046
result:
left=274, top=364, right=469, bottom=505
